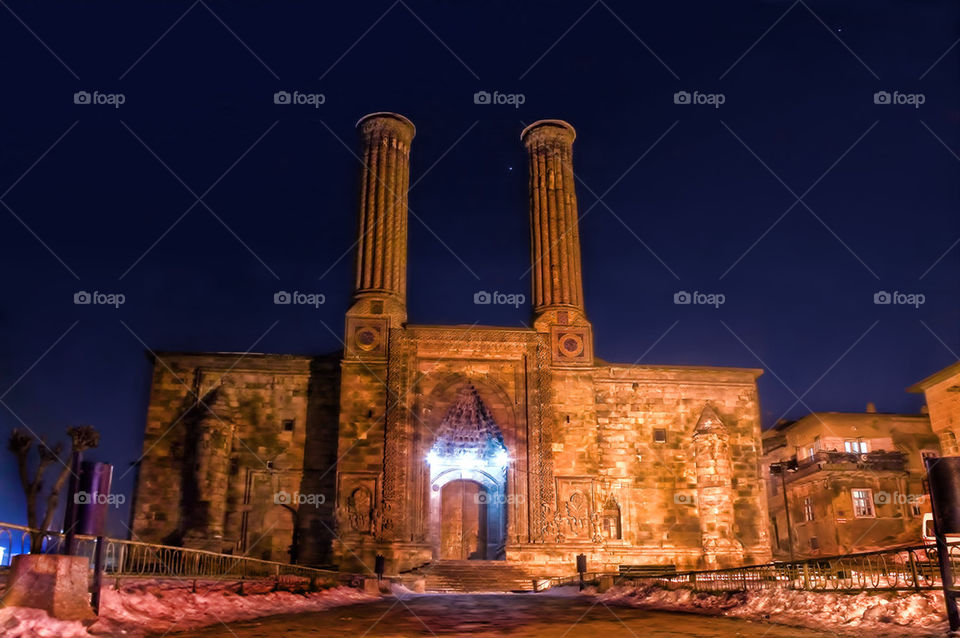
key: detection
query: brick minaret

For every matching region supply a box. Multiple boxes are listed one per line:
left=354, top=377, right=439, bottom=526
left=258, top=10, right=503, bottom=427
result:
left=522, top=119, right=593, bottom=365
left=348, top=112, right=415, bottom=326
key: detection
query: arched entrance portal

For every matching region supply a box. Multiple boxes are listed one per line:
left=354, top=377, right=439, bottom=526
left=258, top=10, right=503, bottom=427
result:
left=426, top=384, right=509, bottom=561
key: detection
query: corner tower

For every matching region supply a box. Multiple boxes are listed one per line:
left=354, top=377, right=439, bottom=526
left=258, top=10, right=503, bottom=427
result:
left=522, top=119, right=593, bottom=366
left=345, top=112, right=415, bottom=359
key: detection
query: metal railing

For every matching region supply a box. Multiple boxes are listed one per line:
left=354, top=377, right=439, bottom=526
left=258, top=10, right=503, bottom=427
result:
left=0, top=521, right=342, bottom=589
left=533, top=571, right=609, bottom=591
left=622, top=542, right=960, bottom=593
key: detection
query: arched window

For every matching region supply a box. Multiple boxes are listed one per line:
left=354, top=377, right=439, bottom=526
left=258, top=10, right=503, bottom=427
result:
left=602, top=497, right=622, bottom=540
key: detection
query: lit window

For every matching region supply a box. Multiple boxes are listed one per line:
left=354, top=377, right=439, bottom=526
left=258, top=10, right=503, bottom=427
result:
left=813, top=436, right=821, bottom=452
left=807, top=447, right=815, bottom=459
left=852, top=489, right=875, bottom=518
left=844, top=439, right=868, bottom=454
left=803, top=497, right=815, bottom=521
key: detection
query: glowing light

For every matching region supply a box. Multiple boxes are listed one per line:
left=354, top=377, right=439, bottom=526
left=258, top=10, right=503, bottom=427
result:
left=426, top=447, right=510, bottom=470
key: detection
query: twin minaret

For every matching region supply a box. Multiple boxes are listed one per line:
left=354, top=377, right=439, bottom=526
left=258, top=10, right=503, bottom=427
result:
left=347, top=112, right=592, bottom=366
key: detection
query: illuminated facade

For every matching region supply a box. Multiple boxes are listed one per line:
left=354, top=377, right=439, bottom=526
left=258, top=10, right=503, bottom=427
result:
left=131, top=113, right=771, bottom=575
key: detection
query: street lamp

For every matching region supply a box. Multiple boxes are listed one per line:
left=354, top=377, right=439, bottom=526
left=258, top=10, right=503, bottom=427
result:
left=770, top=459, right=799, bottom=562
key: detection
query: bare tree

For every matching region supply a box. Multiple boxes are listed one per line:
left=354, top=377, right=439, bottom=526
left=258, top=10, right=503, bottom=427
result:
left=8, top=425, right=100, bottom=553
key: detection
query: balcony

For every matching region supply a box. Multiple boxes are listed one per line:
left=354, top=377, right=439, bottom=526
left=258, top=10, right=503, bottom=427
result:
left=787, top=450, right=906, bottom=482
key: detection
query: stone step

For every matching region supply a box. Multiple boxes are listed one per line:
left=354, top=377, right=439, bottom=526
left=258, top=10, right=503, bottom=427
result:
left=419, top=560, right=538, bottom=592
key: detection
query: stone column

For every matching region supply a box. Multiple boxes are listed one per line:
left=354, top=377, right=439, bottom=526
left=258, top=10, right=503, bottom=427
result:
left=522, top=120, right=587, bottom=325
left=693, top=406, right=743, bottom=568
left=182, top=387, right=235, bottom=552
left=349, top=112, right=415, bottom=325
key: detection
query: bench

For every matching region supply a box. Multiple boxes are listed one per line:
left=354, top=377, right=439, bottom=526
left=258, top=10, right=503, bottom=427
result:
left=617, top=564, right=677, bottom=579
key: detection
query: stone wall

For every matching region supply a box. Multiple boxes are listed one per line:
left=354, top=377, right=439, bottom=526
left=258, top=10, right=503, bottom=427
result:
left=133, top=342, right=772, bottom=574
left=130, top=352, right=340, bottom=564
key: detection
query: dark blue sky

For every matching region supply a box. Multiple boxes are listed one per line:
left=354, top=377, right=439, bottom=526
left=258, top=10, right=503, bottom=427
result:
left=1, top=1, right=958, bottom=533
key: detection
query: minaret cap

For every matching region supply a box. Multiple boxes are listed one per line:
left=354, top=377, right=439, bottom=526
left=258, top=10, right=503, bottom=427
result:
left=356, top=112, right=416, bottom=138
left=521, top=119, right=576, bottom=143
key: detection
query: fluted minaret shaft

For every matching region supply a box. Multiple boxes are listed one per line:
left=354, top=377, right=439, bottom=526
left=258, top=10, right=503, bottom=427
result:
left=522, top=120, right=585, bottom=316
left=353, top=113, right=415, bottom=314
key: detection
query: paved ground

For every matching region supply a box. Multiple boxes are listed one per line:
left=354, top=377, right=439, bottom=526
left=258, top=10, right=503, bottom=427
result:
left=172, top=592, right=834, bottom=637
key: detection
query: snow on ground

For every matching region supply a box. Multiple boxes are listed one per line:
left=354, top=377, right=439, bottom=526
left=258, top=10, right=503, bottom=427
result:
left=0, top=579, right=379, bottom=637
left=597, top=584, right=949, bottom=638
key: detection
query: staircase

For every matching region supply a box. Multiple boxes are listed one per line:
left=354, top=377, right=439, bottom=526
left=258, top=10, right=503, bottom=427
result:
left=419, top=560, right=537, bottom=592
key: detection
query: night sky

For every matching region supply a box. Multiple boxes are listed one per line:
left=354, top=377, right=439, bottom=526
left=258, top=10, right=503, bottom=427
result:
left=0, top=1, right=957, bottom=535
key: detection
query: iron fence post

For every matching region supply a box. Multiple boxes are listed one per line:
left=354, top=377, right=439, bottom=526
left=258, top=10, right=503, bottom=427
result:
left=907, top=551, right=921, bottom=593
left=91, top=535, right=105, bottom=615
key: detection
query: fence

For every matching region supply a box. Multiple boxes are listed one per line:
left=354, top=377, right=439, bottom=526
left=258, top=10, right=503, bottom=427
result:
left=0, top=521, right=343, bottom=590
left=623, top=542, right=960, bottom=593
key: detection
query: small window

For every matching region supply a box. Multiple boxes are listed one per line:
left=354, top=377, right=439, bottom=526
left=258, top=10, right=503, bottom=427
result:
left=852, top=489, right=875, bottom=518
left=229, top=457, right=239, bottom=475
left=653, top=428, right=667, bottom=444
left=282, top=419, right=295, bottom=432
left=807, top=446, right=815, bottom=459
left=803, top=497, right=815, bottom=521
left=370, top=300, right=383, bottom=314
left=266, top=460, right=275, bottom=470
left=911, top=503, right=922, bottom=517
left=809, top=536, right=820, bottom=550
left=813, top=436, right=821, bottom=452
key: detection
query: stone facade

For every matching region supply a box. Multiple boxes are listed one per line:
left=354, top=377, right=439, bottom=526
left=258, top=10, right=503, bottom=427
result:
left=761, top=410, right=938, bottom=560
left=131, top=114, right=772, bottom=575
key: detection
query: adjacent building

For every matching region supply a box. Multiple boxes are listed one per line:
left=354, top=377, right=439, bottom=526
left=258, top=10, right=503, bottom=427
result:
left=762, top=408, right=937, bottom=560
left=908, top=361, right=960, bottom=455
left=130, top=113, right=773, bottom=576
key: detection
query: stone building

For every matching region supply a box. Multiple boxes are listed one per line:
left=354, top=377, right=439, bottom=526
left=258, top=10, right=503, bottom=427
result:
left=909, top=361, right=960, bottom=455
left=761, top=409, right=938, bottom=560
left=130, top=113, right=772, bottom=575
